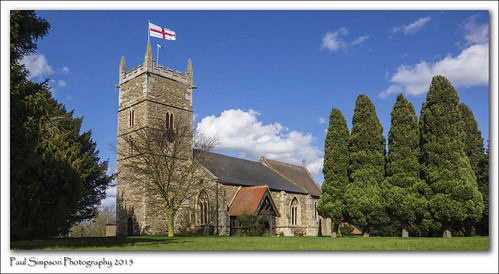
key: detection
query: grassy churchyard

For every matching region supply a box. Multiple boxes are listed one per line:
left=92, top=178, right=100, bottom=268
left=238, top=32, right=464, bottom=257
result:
left=11, top=235, right=488, bottom=250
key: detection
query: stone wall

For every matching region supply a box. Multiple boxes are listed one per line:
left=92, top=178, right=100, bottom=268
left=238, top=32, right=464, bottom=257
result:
left=270, top=191, right=325, bottom=236
left=116, top=42, right=195, bottom=236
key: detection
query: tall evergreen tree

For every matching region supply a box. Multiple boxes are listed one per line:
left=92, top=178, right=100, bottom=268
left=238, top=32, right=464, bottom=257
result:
left=345, top=94, right=388, bottom=236
left=317, top=108, right=350, bottom=237
left=459, top=103, right=487, bottom=235
left=419, top=75, right=483, bottom=237
left=475, top=143, right=489, bottom=236
left=10, top=11, right=113, bottom=240
left=384, top=94, right=428, bottom=237
left=459, top=103, right=485, bottom=175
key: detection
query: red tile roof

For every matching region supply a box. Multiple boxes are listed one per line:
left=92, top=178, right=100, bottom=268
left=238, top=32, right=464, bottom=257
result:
left=229, top=185, right=268, bottom=216
left=341, top=222, right=363, bottom=235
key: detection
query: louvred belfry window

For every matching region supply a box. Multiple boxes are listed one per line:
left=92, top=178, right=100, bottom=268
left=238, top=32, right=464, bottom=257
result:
left=166, top=112, right=175, bottom=142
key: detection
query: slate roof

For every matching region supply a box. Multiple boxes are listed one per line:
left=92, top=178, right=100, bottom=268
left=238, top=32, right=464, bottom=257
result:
left=261, top=158, right=322, bottom=197
left=199, top=151, right=308, bottom=195
left=228, top=185, right=268, bottom=216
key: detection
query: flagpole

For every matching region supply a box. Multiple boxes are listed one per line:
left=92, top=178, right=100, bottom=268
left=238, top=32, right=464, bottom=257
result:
left=148, top=20, right=150, bottom=43
left=156, top=43, right=164, bottom=66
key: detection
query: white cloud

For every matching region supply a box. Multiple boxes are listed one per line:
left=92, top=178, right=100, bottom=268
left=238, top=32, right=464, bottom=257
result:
left=58, top=80, right=66, bottom=87
left=195, top=109, right=323, bottom=175
left=380, top=43, right=488, bottom=98
left=393, top=16, right=431, bottom=34
left=99, top=185, right=116, bottom=208
left=100, top=196, right=116, bottom=208
left=351, top=35, right=370, bottom=45
left=318, top=117, right=326, bottom=124
left=321, top=28, right=348, bottom=51
left=458, top=15, right=489, bottom=46
left=381, top=15, right=488, bottom=99
left=62, top=66, right=70, bottom=74
left=321, top=28, right=369, bottom=52
left=19, top=54, right=54, bottom=80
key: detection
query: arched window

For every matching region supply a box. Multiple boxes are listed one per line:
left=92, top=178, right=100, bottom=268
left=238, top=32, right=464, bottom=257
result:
left=165, top=112, right=175, bottom=143
left=290, top=198, right=299, bottom=226
left=198, top=191, right=209, bottom=225
left=314, top=202, right=317, bottom=219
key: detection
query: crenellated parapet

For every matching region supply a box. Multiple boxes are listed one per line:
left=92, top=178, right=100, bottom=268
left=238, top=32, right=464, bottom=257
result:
left=118, top=41, right=194, bottom=87
left=120, top=62, right=192, bottom=86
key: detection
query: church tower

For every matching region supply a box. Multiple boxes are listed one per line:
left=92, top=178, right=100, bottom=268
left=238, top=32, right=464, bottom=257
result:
left=115, top=42, right=195, bottom=235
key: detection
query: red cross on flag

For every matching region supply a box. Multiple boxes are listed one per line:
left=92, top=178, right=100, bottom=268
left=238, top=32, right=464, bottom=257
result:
left=149, top=22, right=176, bottom=40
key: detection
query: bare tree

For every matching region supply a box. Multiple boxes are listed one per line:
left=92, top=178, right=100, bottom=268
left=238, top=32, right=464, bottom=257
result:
left=118, top=117, right=217, bottom=237
left=68, top=206, right=116, bottom=237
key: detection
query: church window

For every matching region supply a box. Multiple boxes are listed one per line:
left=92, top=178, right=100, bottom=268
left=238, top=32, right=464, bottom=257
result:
left=198, top=191, right=209, bottom=225
left=291, top=198, right=299, bottom=225
left=129, top=109, right=135, bottom=127
left=128, top=136, right=134, bottom=155
left=166, top=112, right=174, bottom=130
left=166, top=112, right=175, bottom=143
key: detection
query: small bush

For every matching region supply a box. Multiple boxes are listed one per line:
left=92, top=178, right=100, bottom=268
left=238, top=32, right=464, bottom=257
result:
left=236, top=213, right=269, bottom=236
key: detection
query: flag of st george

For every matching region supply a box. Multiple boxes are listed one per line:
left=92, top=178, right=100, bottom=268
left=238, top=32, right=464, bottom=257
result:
left=149, top=22, right=176, bottom=40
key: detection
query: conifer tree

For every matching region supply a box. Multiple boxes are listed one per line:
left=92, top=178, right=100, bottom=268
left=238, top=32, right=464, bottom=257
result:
left=459, top=103, right=487, bottom=235
left=475, top=143, right=489, bottom=235
left=419, top=75, right=483, bottom=237
left=459, top=103, right=485, bottom=175
left=10, top=11, right=113, bottom=240
left=384, top=94, right=428, bottom=237
left=344, top=94, right=388, bottom=236
left=317, top=108, right=350, bottom=237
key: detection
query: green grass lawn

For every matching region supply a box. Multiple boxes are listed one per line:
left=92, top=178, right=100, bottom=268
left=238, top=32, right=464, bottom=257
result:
left=11, top=235, right=489, bottom=250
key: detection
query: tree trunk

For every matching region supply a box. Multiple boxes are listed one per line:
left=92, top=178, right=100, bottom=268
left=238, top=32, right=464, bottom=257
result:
left=332, top=223, right=338, bottom=238
left=443, top=224, right=452, bottom=238
left=167, top=208, right=175, bottom=237
left=402, top=223, right=409, bottom=237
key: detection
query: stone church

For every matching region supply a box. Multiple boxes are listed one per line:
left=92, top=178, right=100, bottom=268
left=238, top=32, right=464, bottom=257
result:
left=115, top=42, right=331, bottom=236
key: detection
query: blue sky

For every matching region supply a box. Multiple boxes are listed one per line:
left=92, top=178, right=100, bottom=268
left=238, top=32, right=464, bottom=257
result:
left=1, top=2, right=498, bottom=273
left=15, top=9, right=491, bottom=208
left=23, top=10, right=489, bottom=191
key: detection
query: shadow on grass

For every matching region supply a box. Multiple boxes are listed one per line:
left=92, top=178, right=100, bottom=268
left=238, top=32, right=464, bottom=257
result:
left=11, top=235, right=183, bottom=250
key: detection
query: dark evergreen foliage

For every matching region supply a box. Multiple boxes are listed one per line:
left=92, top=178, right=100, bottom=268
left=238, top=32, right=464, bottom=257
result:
left=345, top=94, right=388, bottom=235
left=10, top=11, right=113, bottom=240
left=317, top=108, right=349, bottom=231
left=419, top=76, right=483, bottom=237
left=384, top=94, right=429, bottom=237
left=236, top=214, right=270, bottom=236
left=457, top=103, right=487, bottom=236
left=474, top=143, right=489, bottom=235
left=459, top=103, right=486, bottom=175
